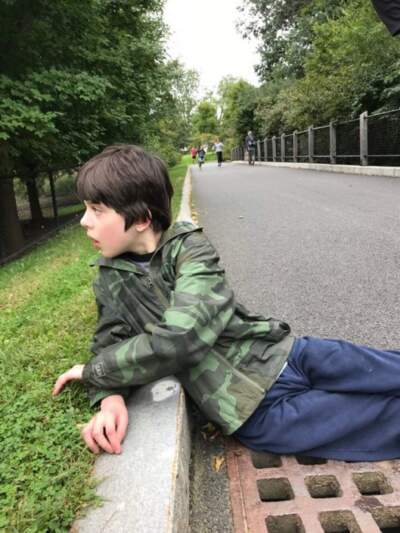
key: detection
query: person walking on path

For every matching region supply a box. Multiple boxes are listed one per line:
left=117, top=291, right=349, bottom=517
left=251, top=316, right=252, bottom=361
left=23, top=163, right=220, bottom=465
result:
left=53, top=144, right=400, bottom=463
left=190, top=146, right=197, bottom=163
left=245, top=131, right=256, bottom=165
left=214, top=139, right=224, bottom=167
left=197, top=146, right=206, bottom=169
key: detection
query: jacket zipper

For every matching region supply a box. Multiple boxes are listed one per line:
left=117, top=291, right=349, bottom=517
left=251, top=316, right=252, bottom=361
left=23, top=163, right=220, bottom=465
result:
left=148, top=275, right=170, bottom=309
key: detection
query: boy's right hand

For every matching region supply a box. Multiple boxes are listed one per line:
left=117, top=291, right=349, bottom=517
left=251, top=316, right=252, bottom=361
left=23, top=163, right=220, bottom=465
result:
left=81, top=395, right=128, bottom=454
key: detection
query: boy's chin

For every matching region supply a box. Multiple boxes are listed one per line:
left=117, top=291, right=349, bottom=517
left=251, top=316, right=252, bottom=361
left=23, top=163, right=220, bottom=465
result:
left=101, top=249, right=120, bottom=258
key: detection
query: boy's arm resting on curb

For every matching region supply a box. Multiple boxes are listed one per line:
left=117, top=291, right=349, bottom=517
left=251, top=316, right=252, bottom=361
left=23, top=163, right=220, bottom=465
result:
left=53, top=231, right=235, bottom=453
left=83, top=232, right=236, bottom=391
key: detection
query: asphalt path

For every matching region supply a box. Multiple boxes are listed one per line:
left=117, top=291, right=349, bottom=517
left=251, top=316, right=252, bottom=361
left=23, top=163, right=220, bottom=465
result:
left=192, top=161, right=400, bottom=349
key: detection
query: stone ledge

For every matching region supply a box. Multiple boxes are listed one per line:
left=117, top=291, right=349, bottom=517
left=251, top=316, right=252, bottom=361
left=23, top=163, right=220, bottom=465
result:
left=177, top=166, right=194, bottom=223
left=74, top=377, right=191, bottom=533
left=234, top=160, right=400, bottom=177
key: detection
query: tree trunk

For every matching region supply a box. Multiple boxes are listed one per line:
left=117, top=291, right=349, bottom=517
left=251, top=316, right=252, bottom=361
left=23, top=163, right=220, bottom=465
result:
left=25, top=173, right=44, bottom=224
left=0, top=178, right=25, bottom=256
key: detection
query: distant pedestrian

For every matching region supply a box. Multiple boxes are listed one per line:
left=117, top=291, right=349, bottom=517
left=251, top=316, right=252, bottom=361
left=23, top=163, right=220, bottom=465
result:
left=245, top=131, right=256, bottom=166
left=214, top=139, right=224, bottom=167
left=197, top=146, right=206, bottom=169
left=190, top=146, right=197, bottom=163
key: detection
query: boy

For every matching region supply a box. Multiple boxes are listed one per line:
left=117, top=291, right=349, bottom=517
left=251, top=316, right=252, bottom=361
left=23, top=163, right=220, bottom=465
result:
left=54, top=144, right=400, bottom=460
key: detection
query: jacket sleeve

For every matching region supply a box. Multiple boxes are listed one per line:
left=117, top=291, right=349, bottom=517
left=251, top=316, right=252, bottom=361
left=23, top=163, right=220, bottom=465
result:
left=84, top=280, right=135, bottom=407
left=82, top=231, right=236, bottom=390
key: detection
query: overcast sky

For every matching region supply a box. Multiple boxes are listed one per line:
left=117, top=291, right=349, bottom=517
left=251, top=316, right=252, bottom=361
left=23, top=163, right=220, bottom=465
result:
left=163, top=0, right=260, bottom=95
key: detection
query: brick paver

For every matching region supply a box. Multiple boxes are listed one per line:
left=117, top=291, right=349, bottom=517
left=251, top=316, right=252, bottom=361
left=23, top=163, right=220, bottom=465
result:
left=226, top=438, right=400, bottom=533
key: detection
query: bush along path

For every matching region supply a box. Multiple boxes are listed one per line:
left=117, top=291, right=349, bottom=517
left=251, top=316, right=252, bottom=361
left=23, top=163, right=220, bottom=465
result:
left=0, top=155, right=190, bottom=532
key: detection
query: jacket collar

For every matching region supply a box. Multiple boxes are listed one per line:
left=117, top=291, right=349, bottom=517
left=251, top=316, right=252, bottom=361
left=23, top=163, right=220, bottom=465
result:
left=90, top=221, right=201, bottom=274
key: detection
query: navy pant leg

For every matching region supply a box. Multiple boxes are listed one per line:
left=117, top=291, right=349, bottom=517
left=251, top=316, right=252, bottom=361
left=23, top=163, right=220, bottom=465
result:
left=234, top=337, right=400, bottom=460
left=293, top=336, right=400, bottom=395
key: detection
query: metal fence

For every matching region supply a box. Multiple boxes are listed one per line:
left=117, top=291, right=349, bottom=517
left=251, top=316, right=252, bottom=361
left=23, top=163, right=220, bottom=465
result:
left=232, top=108, right=400, bottom=167
left=0, top=168, right=83, bottom=264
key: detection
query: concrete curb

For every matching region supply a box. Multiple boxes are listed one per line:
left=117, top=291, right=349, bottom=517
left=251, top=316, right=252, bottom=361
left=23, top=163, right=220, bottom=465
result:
left=74, top=378, right=191, bottom=533
left=75, top=165, right=194, bottom=533
left=234, top=160, right=400, bottom=178
left=177, top=166, right=194, bottom=223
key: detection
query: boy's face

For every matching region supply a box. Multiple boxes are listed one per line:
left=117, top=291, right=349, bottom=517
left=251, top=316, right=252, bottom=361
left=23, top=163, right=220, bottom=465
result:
left=80, top=201, right=138, bottom=257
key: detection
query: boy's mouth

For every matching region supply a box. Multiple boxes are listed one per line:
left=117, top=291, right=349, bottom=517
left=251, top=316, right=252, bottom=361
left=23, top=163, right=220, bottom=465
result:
left=88, top=236, right=100, bottom=248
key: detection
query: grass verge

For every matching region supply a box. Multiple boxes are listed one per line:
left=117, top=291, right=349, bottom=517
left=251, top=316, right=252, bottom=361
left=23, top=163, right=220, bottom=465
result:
left=0, top=156, right=190, bottom=532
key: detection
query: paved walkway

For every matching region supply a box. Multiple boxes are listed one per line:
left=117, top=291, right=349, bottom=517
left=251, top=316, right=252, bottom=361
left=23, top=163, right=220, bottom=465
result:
left=192, top=161, right=400, bottom=348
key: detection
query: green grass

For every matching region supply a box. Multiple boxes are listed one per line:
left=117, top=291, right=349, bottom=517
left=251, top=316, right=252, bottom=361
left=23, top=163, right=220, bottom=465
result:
left=0, top=157, right=189, bottom=532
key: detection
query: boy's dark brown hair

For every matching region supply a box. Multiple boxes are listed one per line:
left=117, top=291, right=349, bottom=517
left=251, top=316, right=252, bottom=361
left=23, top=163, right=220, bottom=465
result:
left=76, top=144, right=174, bottom=232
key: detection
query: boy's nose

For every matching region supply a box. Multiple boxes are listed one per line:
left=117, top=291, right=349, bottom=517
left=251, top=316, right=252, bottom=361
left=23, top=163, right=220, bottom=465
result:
left=80, top=210, right=90, bottom=228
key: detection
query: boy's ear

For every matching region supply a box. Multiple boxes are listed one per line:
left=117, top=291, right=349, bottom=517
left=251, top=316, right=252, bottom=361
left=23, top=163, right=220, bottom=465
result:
left=134, top=217, right=152, bottom=233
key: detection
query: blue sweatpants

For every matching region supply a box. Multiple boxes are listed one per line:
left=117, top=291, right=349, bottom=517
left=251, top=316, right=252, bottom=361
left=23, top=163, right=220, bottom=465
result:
left=234, top=336, right=400, bottom=461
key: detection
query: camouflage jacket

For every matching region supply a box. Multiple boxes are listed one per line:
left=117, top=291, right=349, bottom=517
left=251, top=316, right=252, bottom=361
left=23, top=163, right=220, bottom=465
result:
left=82, top=221, right=294, bottom=434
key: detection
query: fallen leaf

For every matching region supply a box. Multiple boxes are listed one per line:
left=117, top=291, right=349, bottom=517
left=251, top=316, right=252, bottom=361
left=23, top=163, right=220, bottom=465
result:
left=212, top=454, right=225, bottom=472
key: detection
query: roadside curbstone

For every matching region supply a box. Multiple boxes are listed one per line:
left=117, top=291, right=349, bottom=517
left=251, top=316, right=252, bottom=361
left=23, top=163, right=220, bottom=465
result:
left=74, top=378, right=191, bottom=533
left=234, top=160, right=400, bottom=178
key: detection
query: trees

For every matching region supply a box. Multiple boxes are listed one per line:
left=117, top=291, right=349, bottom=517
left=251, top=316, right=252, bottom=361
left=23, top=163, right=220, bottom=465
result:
left=217, top=77, right=260, bottom=149
left=144, top=60, right=199, bottom=164
left=237, top=0, right=400, bottom=138
left=0, top=0, right=189, bottom=255
left=191, top=98, right=219, bottom=146
left=239, top=0, right=345, bottom=80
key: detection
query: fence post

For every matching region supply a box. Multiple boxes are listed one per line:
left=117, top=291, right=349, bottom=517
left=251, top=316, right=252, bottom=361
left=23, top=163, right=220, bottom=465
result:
left=272, top=136, right=277, bottom=162
left=329, top=122, right=337, bottom=164
left=360, top=111, right=368, bottom=166
left=293, top=131, right=298, bottom=162
left=308, top=126, right=314, bottom=163
left=264, top=138, right=268, bottom=162
left=48, top=170, right=58, bottom=224
left=281, top=134, right=285, bottom=162
left=257, top=140, right=261, bottom=162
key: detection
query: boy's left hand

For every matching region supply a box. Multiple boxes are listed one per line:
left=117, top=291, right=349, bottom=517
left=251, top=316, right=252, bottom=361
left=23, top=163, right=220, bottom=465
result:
left=52, top=364, right=84, bottom=396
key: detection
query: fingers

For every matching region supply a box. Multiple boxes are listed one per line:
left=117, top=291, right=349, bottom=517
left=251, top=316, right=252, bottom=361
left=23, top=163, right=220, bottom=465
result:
left=91, top=412, right=115, bottom=454
left=81, top=411, right=123, bottom=455
left=52, top=372, right=70, bottom=396
left=115, top=409, right=129, bottom=445
left=105, top=418, right=122, bottom=454
left=52, top=365, right=84, bottom=396
left=81, top=419, right=101, bottom=455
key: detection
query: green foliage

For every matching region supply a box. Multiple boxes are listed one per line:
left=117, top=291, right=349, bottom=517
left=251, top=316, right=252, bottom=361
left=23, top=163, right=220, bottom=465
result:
left=237, top=0, right=400, bottom=137
left=0, top=1, right=199, bottom=251
left=0, top=157, right=188, bottom=531
left=239, top=0, right=346, bottom=80
left=0, top=0, right=189, bottom=177
left=214, top=77, right=260, bottom=149
left=191, top=99, right=219, bottom=139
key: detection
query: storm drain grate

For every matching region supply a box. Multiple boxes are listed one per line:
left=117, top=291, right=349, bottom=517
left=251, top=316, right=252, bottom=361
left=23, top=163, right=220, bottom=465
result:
left=226, top=438, right=400, bottom=533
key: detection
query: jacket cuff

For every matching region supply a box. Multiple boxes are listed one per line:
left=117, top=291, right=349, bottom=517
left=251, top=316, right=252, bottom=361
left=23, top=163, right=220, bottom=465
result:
left=82, top=359, right=108, bottom=386
left=86, top=386, right=131, bottom=408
